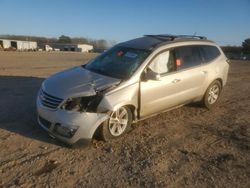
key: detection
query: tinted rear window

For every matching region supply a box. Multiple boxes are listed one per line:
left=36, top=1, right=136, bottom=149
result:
left=200, top=45, right=221, bottom=62
left=174, top=46, right=203, bottom=70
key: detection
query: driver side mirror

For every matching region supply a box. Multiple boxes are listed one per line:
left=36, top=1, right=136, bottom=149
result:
left=141, top=68, right=161, bottom=81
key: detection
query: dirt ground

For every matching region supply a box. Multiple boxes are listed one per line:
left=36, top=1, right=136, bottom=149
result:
left=0, top=51, right=249, bottom=188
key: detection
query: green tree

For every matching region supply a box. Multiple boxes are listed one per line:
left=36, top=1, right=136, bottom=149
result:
left=71, top=37, right=88, bottom=44
left=242, top=38, right=250, bottom=54
left=57, top=35, right=72, bottom=43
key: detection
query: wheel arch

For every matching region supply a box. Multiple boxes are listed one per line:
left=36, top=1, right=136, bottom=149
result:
left=202, top=78, right=223, bottom=100
left=112, top=103, right=137, bottom=121
left=202, top=78, right=223, bottom=109
left=125, top=104, right=136, bottom=121
left=215, top=78, right=223, bottom=88
left=93, top=103, right=137, bottom=139
left=205, top=77, right=223, bottom=92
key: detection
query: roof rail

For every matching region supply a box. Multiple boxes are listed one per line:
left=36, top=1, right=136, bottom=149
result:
left=144, top=34, right=207, bottom=41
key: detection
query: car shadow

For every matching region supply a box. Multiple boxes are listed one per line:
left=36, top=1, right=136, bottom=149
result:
left=186, top=102, right=204, bottom=108
left=0, top=75, right=68, bottom=146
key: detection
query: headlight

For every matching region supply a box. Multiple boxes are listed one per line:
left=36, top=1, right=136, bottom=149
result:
left=61, top=95, right=102, bottom=112
left=61, top=97, right=82, bottom=111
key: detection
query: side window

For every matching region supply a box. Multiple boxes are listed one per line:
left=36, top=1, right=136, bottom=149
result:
left=201, top=45, right=221, bottom=63
left=148, top=50, right=175, bottom=74
left=174, top=46, right=203, bottom=70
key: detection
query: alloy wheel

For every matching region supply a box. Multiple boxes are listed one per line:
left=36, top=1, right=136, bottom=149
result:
left=208, top=84, right=220, bottom=104
left=108, top=107, right=129, bottom=136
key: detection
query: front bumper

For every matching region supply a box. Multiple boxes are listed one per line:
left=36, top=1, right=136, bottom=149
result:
left=37, top=98, right=109, bottom=145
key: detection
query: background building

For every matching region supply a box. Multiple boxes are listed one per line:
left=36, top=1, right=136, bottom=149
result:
left=48, top=43, right=94, bottom=52
left=77, top=44, right=94, bottom=52
left=0, top=39, right=37, bottom=51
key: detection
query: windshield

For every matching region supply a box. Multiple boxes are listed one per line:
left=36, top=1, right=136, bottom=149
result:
left=84, top=46, right=150, bottom=79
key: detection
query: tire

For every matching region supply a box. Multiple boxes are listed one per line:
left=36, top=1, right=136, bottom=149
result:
left=202, top=80, right=222, bottom=109
left=98, top=106, right=132, bottom=141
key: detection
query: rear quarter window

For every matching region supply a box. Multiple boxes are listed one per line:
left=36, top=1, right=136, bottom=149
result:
left=201, top=45, right=221, bottom=63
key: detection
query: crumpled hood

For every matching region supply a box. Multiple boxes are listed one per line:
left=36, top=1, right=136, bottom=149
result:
left=42, top=66, right=120, bottom=99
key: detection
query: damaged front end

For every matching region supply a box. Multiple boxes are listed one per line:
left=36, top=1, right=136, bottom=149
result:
left=61, top=94, right=103, bottom=113
left=37, top=83, right=119, bottom=145
left=60, top=81, right=118, bottom=113
left=37, top=65, right=124, bottom=144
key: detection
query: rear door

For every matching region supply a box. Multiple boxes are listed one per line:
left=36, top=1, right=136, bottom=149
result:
left=174, top=45, right=208, bottom=97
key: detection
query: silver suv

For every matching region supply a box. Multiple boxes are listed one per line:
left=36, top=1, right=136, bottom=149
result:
left=37, top=35, right=229, bottom=145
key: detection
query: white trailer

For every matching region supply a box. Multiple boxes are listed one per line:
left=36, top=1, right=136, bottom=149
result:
left=77, top=44, right=94, bottom=52
left=0, top=39, right=37, bottom=51
left=0, top=39, right=11, bottom=49
left=17, top=41, right=37, bottom=50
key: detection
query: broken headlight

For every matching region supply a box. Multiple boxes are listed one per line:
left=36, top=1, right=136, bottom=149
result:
left=61, top=95, right=103, bottom=112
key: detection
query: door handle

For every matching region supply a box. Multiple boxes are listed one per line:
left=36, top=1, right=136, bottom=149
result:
left=172, top=79, right=181, bottom=83
left=201, top=71, right=208, bottom=75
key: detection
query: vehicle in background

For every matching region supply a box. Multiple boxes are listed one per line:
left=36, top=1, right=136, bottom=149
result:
left=45, top=45, right=53, bottom=52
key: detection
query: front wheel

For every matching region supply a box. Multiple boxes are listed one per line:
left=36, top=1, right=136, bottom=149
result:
left=202, top=80, right=222, bottom=109
left=99, top=106, right=132, bottom=141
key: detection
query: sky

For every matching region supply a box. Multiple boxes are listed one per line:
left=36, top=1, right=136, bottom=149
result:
left=0, top=0, right=249, bottom=46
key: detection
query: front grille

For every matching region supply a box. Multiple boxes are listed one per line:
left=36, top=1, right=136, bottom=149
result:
left=40, top=90, right=63, bottom=109
left=38, top=116, right=51, bottom=129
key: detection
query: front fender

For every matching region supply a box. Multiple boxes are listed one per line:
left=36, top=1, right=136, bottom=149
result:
left=97, top=83, right=139, bottom=113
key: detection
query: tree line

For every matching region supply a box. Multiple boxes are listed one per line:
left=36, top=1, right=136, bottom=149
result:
left=1, top=34, right=249, bottom=54
left=220, top=38, right=250, bottom=55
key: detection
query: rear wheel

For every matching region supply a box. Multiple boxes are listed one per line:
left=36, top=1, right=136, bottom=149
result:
left=99, top=106, right=132, bottom=141
left=203, top=80, right=222, bottom=109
